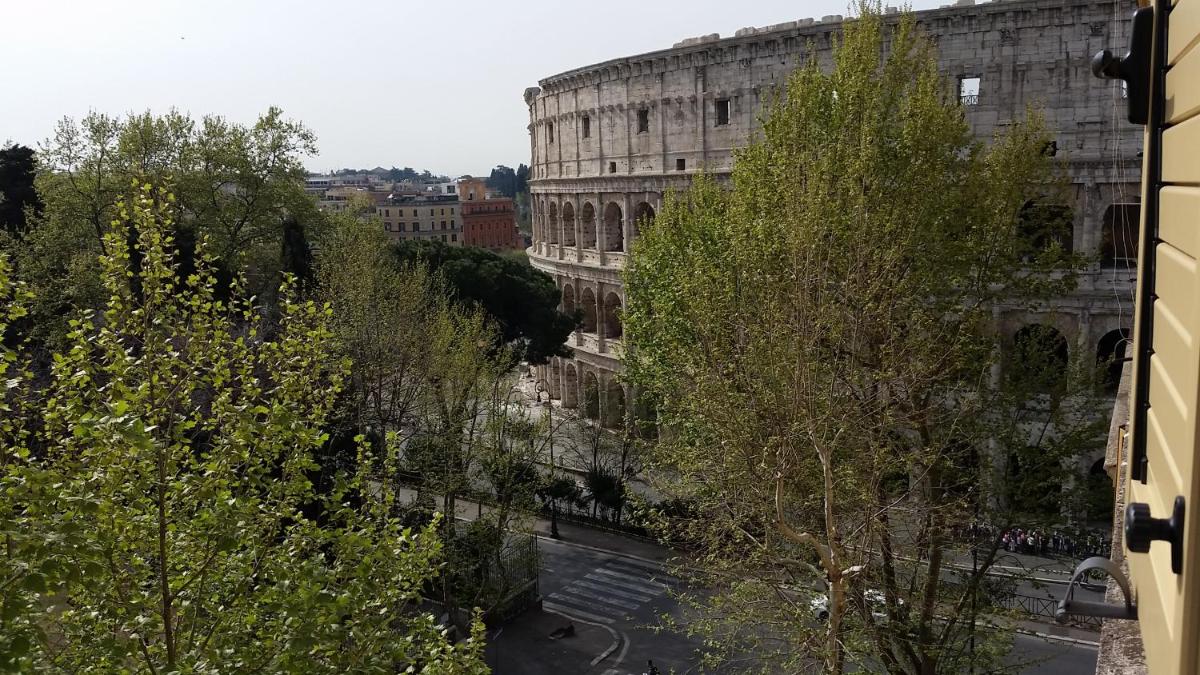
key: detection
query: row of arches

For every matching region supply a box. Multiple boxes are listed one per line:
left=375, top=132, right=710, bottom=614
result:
left=549, top=360, right=628, bottom=429
left=562, top=284, right=623, bottom=339
left=535, top=198, right=657, bottom=254
left=1008, top=324, right=1131, bottom=394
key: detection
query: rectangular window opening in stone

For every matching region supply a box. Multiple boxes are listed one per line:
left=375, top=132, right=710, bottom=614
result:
left=637, top=108, right=649, bottom=133
left=582, top=115, right=591, bottom=138
left=959, top=76, right=980, bottom=105
left=609, top=161, right=617, bottom=174
left=548, top=122, right=554, bottom=143
left=715, top=99, right=730, bottom=126
left=676, top=158, right=686, bottom=171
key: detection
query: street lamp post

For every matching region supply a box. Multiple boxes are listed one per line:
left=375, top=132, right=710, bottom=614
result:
left=535, top=379, right=560, bottom=539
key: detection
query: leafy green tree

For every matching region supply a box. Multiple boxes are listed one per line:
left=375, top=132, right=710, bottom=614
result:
left=392, top=240, right=577, bottom=364
left=0, top=143, right=41, bottom=239
left=624, top=6, right=1099, bottom=673
left=0, top=184, right=486, bottom=674
left=13, top=108, right=322, bottom=348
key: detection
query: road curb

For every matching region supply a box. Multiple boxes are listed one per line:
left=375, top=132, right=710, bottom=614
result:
left=543, top=604, right=623, bottom=667
left=539, top=534, right=669, bottom=568
left=1014, top=627, right=1100, bottom=648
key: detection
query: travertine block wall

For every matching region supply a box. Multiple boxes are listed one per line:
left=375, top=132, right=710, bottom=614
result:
left=526, top=0, right=1144, bottom=446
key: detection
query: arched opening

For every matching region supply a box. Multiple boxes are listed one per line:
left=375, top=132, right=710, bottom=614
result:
left=603, top=380, right=626, bottom=429
left=603, top=202, right=623, bottom=252
left=633, top=202, right=655, bottom=240
left=580, top=202, right=597, bottom=249
left=580, top=287, right=597, bottom=333
left=1017, top=200, right=1073, bottom=261
left=633, top=393, right=659, bottom=440
left=583, top=371, right=600, bottom=421
left=536, top=199, right=545, bottom=242
left=562, top=364, right=579, bottom=409
left=562, top=202, right=577, bottom=247
left=1100, top=204, right=1139, bottom=268
left=1007, top=448, right=1063, bottom=518
left=547, top=202, right=559, bottom=244
left=603, top=292, right=622, bottom=339
left=938, top=440, right=980, bottom=505
left=1084, top=456, right=1114, bottom=524
left=549, top=359, right=562, bottom=400
left=1009, top=324, right=1069, bottom=393
left=1096, top=328, right=1132, bottom=394
left=561, top=283, right=576, bottom=317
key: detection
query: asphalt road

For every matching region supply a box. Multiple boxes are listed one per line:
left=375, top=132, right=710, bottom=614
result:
left=489, top=537, right=1099, bottom=674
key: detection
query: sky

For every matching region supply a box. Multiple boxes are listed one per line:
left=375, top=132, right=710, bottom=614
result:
left=2, top=0, right=945, bottom=177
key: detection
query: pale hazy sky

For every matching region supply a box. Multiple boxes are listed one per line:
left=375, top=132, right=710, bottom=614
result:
left=2, top=0, right=944, bottom=177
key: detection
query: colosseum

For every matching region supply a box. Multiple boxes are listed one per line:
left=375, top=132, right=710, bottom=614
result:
left=525, top=0, right=1141, bottom=456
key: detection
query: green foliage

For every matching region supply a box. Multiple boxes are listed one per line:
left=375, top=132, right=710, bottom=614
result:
left=12, top=107, right=322, bottom=349
left=484, top=164, right=529, bottom=199
left=623, top=5, right=1101, bottom=673
left=0, top=143, right=42, bottom=239
left=0, top=185, right=486, bottom=673
left=391, top=239, right=577, bottom=364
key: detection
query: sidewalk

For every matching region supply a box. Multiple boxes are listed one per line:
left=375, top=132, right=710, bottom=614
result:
left=394, top=485, right=674, bottom=563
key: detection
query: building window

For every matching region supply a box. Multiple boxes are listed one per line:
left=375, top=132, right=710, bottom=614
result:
left=430, top=209, right=434, bottom=216
left=637, top=108, right=649, bottom=133
left=385, top=209, right=390, bottom=217
left=959, top=76, right=980, bottom=105
left=452, top=233, right=457, bottom=242
left=451, top=207, right=455, bottom=214
left=412, top=209, right=418, bottom=217
left=548, top=122, right=554, bottom=143
left=384, top=222, right=391, bottom=232
left=609, top=161, right=617, bottom=174
left=715, top=99, right=730, bottom=126
left=676, top=158, right=686, bottom=171
left=582, top=115, right=591, bottom=138
left=441, top=234, right=447, bottom=242
left=441, top=221, right=447, bottom=229
left=413, top=222, right=420, bottom=232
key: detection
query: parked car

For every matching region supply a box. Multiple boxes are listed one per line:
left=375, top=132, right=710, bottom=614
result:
left=810, top=589, right=904, bottom=623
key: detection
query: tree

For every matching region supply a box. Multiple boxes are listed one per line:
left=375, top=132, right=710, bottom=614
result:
left=0, top=143, right=42, bottom=239
left=623, top=6, right=1098, bottom=673
left=0, top=184, right=486, bottom=673
left=12, top=108, right=322, bottom=349
left=485, top=165, right=516, bottom=198
left=392, top=240, right=577, bottom=364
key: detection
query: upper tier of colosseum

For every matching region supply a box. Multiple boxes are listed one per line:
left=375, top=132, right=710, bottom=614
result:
left=524, top=0, right=1138, bottom=185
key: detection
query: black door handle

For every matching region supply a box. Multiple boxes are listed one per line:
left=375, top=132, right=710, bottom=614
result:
left=1126, top=496, right=1186, bottom=574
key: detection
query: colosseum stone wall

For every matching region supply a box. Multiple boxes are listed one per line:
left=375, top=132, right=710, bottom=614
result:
left=526, top=0, right=1142, bottom=450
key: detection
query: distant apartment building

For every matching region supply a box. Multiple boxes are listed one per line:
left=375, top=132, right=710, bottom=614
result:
left=377, top=194, right=462, bottom=245
left=461, top=198, right=520, bottom=250
left=457, top=176, right=520, bottom=250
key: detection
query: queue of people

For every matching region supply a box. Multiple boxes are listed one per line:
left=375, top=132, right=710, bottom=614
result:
left=963, top=523, right=1112, bottom=559
left=999, top=527, right=1111, bottom=558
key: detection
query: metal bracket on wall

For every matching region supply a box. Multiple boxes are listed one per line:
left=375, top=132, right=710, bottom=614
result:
left=1056, top=556, right=1138, bottom=621
left=1092, top=6, right=1155, bottom=124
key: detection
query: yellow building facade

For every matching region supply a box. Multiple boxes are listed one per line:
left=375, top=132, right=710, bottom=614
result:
left=1108, top=0, right=1200, bottom=671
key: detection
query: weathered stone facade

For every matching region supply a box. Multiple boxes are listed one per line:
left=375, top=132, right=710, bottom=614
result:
left=526, top=0, right=1142, bottom=442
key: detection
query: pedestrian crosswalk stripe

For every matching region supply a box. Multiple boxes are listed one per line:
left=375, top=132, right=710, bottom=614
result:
left=605, top=555, right=666, bottom=572
left=592, top=567, right=670, bottom=590
left=605, top=560, right=681, bottom=584
left=572, top=579, right=653, bottom=602
left=543, top=600, right=617, bottom=625
left=585, top=572, right=666, bottom=596
left=562, top=585, right=641, bottom=610
left=547, top=592, right=626, bottom=615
